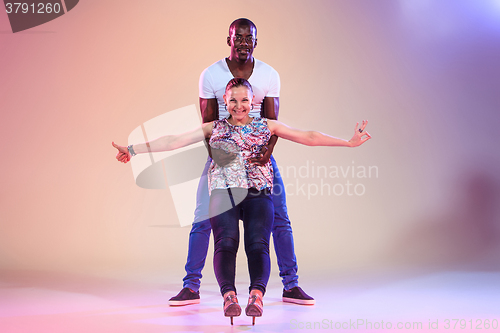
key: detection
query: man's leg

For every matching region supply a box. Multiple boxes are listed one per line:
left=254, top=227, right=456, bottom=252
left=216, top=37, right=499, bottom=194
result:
left=271, top=156, right=315, bottom=305
left=169, top=158, right=212, bottom=306
left=182, top=219, right=211, bottom=292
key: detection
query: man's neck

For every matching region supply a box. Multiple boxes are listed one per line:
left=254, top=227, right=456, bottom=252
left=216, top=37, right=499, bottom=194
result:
left=226, top=56, right=254, bottom=80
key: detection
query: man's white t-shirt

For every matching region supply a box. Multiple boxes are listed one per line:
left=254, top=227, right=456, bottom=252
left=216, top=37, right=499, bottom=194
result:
left=199, top=58, right=280, bottom=119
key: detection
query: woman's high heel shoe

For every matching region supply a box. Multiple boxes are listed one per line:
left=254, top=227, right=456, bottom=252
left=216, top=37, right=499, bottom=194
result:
left=245, top=294, right=263, bottom=325
left=223, top=294, right=241, bottom=325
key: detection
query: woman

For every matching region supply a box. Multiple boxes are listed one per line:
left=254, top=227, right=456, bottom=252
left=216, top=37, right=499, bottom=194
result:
left=112, top=78, right=371, bottom=325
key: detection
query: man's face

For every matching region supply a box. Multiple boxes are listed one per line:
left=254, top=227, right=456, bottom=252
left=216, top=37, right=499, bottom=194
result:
left=227, top=24, right=257, bottom=61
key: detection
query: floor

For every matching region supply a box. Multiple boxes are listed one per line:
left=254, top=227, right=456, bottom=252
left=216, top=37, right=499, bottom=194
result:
left=1, top=269, right=499, bottom=333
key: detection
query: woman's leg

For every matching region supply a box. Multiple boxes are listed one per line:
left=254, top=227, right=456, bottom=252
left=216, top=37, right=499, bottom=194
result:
left=240, top=189, right=274, bottom=295
left=210, top=189, right=241, bottom=296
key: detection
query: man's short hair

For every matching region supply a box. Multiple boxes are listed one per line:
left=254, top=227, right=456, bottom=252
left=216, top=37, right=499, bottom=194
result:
left=229, top=18, right=257, bottom=36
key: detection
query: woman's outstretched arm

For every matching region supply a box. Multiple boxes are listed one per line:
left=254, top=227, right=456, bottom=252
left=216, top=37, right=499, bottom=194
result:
left=268, top=120, right=371, bottom=147
left=112, top=121, right=214, bottom=163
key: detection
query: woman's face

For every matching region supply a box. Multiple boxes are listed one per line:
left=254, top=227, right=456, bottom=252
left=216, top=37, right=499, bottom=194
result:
left=224, top=86, right=253, bottom=122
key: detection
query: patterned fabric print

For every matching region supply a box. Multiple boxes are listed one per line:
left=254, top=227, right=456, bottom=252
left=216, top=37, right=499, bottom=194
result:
left=208, top=118, right=273, bottom=194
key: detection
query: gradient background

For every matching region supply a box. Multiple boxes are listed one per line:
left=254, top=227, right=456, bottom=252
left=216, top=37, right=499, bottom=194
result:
left=1, top=0, right=500, bottom=288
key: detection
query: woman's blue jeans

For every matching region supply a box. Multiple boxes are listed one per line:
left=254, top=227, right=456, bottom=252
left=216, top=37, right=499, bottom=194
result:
left=182, top=156, right=299, bottom=292
left=209, top=188, right=274, bottom=295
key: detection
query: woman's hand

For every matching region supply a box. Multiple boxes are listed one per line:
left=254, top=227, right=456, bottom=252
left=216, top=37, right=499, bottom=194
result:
left=112, top=142, right=131, bottom=163
left=349, top=120, right=371, bottom=147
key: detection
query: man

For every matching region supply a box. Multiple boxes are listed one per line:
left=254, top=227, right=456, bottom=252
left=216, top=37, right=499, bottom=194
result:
left=169, top=18, right=314, bottom=306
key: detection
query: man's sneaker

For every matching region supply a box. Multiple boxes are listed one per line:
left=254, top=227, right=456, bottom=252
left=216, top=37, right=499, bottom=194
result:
left=282, top=286, right=315, bottom=305
left=168, top=287, right=200, bottom=306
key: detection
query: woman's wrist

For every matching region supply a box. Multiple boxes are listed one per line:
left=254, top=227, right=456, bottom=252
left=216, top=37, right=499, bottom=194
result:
left=127, top=145, right=136, bottom=156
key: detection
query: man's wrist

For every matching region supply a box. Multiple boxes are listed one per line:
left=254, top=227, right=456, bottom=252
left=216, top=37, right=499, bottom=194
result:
left=265, top=145, right=273, bottom=156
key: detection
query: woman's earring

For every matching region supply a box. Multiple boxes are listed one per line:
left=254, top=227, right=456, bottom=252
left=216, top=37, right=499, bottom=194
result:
left=224, top=104, right=227, bottom=111
left=251, top=104, right=254, bottom=111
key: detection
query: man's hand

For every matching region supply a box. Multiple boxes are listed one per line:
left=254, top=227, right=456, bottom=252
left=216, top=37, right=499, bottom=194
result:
left=248, top=145, right=272, bottom=166
left=211, top=147, right=237, bottom=167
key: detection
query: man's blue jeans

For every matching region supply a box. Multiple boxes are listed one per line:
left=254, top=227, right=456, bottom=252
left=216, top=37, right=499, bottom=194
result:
left=182, top=156, right=299, bottom=292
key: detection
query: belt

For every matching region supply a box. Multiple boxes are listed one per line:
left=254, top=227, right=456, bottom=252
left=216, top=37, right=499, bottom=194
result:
left=248, top=187, right=271, bottom=195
